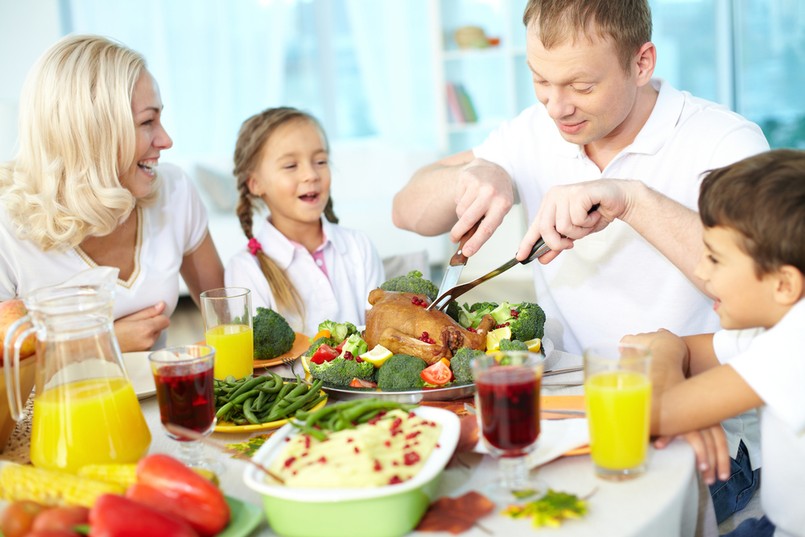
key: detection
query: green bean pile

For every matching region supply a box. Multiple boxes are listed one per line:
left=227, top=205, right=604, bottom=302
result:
left=214, top=373, right=325, bottom=425
left=291, top=398, right=417, bottom=440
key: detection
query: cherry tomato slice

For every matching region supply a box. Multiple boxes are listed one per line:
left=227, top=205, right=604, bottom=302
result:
left=420, top=360, right=453, bottom=386
left=310, top=344, right=339, bottom=365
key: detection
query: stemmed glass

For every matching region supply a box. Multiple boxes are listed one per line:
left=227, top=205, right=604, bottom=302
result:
left=148, top=344, right=222, bottom=473
left=472, top=350, right=545, bottom=501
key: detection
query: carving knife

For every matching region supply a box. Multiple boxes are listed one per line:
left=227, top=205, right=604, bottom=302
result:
left=434, top=220, right=481, bottom=302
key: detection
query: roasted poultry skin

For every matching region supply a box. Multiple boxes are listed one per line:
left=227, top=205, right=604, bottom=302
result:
left=364, top=289, right=495, bottom=365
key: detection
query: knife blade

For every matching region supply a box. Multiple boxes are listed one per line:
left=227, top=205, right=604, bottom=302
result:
left=435, top=220, right=481, bottom=299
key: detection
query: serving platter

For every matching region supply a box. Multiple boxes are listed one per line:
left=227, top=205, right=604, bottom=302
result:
left=322, top=338, right=556, bottom=402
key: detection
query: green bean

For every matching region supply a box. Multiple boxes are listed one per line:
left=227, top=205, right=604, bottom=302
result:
left=257, top=374, right=283, bottom=394
left=228, top=376, right=269, bottom=400
left=243, top=397, right=260, bottom=424
left=215, top=389, right=260, bottom=419
left=264, top=381, right=323, bottom=422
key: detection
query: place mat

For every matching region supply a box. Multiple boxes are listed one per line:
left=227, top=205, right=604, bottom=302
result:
left=541, top=395, right=589, bottom=456
left=1, top=395, right=33, bottom=464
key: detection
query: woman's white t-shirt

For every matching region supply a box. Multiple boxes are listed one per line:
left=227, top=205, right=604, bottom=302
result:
left=0, top=163, right=209, bottom=346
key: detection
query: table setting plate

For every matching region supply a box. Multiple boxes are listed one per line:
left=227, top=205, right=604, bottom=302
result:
left=218, top=495, right=264, bottom=537
left=121, top=352, right=157, bottom=400
left=253, top=332, right=310, bottom=368
left=322, top=338, right=557, bottom=402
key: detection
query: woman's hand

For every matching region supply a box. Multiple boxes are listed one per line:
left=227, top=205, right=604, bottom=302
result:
left=114, top=302, right=170, bottom=352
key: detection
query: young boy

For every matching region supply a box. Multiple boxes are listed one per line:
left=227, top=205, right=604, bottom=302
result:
left=624, top=149, right=805, bottom=537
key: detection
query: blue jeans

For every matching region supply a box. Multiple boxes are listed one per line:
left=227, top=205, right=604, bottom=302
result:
left=721, top=516, right=775, bottom=537
left=709, top=440, right=761, bottom=524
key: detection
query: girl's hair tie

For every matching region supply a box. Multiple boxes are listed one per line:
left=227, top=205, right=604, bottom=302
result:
left=248, top=237, right=263, bottom=256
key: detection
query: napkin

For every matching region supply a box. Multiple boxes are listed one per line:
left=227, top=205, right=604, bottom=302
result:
left=474, top=395, right=590, bottom=468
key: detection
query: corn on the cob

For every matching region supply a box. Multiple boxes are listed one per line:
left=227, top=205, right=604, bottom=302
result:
left=77, top=463, right=138, bottom=488
left=0, top=462, right=124, bottom=507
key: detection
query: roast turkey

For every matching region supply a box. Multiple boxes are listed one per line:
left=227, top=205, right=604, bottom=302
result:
left=364, top=289, right=495, bottom=365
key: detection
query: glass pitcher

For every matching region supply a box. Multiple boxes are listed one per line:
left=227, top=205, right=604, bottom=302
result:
left=3, top=267, right=151, bottom=472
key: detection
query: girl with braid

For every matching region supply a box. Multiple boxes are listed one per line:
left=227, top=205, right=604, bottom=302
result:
left=225, top=107, right=384, bottom=334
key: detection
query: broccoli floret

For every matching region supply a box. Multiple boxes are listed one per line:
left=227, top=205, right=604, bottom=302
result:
left=380, top=270, right=460, bottom=321
left=498, top=338, right=528, bottom=351
left=489, top=302, right=546, bottom=341
left=252, top=307, right=295, bottom=360
left=450, top=347, right=485, bottom=385
left=376, top=354, right=426, bottom=391
left=458, top=301, right=499, bottom=329
left=310, top=356, right=375, bottom=386
left=304, top=336, right=336, bottom=357
left=317, top=320, right=358, bottom=345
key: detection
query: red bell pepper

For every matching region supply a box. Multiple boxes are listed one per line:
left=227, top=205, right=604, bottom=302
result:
left=89, top=494, right=198, bottom=537
left=128, top=454, right=230, bottom=537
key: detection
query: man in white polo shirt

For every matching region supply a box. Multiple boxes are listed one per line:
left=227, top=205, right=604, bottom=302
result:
left=392, top=0, right=768, bottom=524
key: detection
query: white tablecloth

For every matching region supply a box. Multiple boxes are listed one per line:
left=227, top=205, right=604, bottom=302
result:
left=141, top=349, right=719, bottom=537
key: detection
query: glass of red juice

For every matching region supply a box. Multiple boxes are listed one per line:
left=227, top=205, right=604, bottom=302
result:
left=148, top=344, right=220, bottom=473
left=472, top=350, right=544, bottom=500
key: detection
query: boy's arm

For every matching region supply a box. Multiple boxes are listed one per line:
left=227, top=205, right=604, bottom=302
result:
left=656, top=364, right=762, bottom=436
left=622, top=330, right=756, bottom=483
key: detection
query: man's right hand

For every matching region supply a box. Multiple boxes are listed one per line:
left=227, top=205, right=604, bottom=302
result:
left=392, top=152, right=514, bottom=258
left=114, top=302, right=170, bottom=352
left=450, top=158, right=515, bottom=257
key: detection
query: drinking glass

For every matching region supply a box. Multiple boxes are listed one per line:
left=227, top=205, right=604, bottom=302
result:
left=583, top=342, right=652, bottom=481
left=148, top=344, right=220, bottom=473
left=200, top=287, right=253, bottom=380
left=472, top=350, right=544, bottom=500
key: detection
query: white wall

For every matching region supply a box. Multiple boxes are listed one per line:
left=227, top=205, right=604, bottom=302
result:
left=0, top=0, right=63, bottom=160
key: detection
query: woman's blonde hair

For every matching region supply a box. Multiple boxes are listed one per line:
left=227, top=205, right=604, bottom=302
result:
left=0, top=34, right=159, bottom=250
left=233, top=106, right=339, bottom=321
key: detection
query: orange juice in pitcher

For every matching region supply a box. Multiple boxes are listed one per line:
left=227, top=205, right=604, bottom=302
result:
left=31, top=377, right=150, bottom=472
left=4, top=267, right=151, bottom=472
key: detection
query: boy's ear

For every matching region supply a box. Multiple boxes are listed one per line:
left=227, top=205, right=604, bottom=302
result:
left=773, top=265, right=804, bottom=305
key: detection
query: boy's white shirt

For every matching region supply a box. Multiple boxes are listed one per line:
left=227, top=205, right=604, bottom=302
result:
left=714, top=300, right=805, bottom=536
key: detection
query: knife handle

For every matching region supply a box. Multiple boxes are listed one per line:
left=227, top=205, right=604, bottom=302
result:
left=449, top=220, right=482, bottom=267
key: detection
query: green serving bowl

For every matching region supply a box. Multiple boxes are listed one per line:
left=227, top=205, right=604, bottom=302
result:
left=243, top=406, right=460, bottom=537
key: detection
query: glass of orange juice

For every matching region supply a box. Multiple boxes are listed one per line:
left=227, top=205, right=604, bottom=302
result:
left=200, top=287, right=253, bottom=380
left=583, top=342, right=651, bottom=481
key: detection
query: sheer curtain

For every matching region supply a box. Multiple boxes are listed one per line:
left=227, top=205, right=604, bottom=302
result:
left=66, top=0, right=438, bottom=165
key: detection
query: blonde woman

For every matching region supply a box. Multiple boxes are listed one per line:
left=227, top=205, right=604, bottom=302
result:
left=0, top=34, right=224, bottom=351
left=225, top=107, right=383, bottom=334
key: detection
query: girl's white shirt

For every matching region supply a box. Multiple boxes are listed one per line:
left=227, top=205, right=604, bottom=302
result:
left=225, top=217, right=384, bottom=335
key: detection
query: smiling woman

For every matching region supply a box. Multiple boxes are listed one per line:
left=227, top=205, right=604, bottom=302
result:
left=0, top=34, right=224, bottom=352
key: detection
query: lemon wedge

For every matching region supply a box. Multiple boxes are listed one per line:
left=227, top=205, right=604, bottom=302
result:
left=360, top=345, right=393, bottom=367
left=300, top=353, right=311, bottom=374
left=524, top=338, right=542, bottom=353
left=486, top=326, right=512, bottom=352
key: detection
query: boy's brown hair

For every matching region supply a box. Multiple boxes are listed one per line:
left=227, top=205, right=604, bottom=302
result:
left=699, top=149, right=805, bottom=277
left=522, top=0, right=652, bottom=72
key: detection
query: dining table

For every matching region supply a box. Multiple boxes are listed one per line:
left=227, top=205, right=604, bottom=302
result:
left=1, top=347, right=720, bottom=537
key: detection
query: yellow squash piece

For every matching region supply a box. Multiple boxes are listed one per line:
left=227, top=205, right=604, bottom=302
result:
left=524, top=338, right=542, bottom=353
left=359, top=345, right=393, bottom=367
left=485, top=326, right=512, bottom=352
